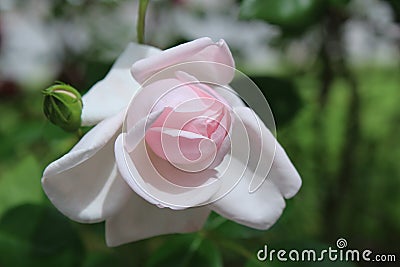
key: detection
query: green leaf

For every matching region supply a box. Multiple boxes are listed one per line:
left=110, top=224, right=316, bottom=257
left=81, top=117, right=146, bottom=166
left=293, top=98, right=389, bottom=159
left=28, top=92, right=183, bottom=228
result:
left=245, top=259, right=268, bottom=267
left=239, top=0, right=323, bottom=32
left=205, top=213, right=264, bottom=240
left=328, top=0, right=350, bottom=8
left=0, top=156, right=43, bottom=217
left=145, top=234, right=222, bottom=267
left=250, top=76, right=302, bottom=127
left=82, top=252, right=121, bottom=267
left=0, top=204, right=84, bottom=267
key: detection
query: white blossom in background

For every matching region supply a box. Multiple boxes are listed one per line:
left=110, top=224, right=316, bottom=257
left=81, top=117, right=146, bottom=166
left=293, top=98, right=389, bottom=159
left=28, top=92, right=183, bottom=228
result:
left=283, top=28, right=322, bottom=69
left=73, top=1, right=138, bottom=60
left=0, top=0, right=140, bottom=88
left=173, top=10, right=281, bottom=72
left=0, top=0, right=62, bottom=88
left=147, top=1, right=282, bottom=72
left=1, top=0, right=399, bottom=90
left=344, top=0, right=400, bottom=66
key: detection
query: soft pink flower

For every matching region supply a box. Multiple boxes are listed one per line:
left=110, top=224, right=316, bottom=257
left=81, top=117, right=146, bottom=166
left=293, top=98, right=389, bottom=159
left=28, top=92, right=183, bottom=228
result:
left=41, top=38, right=301, bottom=246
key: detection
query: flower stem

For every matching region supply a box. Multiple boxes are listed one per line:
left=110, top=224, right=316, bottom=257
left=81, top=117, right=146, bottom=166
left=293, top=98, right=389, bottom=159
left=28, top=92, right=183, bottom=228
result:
left=137, top=0, right=149, bottom=44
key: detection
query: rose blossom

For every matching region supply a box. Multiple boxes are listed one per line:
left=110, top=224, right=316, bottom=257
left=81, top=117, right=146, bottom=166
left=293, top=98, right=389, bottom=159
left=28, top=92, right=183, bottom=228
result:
left=41, top=38, right=301, bottom=246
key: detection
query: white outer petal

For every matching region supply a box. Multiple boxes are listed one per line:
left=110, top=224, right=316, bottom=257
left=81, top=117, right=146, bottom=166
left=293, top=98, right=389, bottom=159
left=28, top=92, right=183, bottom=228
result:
left=211, top=166, right=286, bottom=230
left=131, top=37, right=235, bottom=86
left=81, top=43, right=161, bottom=126
left=235, top=107, right=302, bottom=198
left=213, top=85, right=246, bottom=108
left=42, top=111, right=132, bottom=223
left=114, top=134, right=221, bottom=209
left=105, top=192, right=210, bottom=247
left=210, top=107, right=301, bottom=229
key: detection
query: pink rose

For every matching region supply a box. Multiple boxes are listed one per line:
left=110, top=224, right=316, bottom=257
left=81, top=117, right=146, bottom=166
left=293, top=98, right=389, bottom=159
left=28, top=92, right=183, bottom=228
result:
left=42, top=38, right=301, bottom=246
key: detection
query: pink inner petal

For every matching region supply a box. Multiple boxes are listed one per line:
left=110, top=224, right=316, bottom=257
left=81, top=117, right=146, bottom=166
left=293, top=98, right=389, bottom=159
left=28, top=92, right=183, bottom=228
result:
left=140, top=78, right=232, bottom=173
left=145, top=127, right=218, bottom=172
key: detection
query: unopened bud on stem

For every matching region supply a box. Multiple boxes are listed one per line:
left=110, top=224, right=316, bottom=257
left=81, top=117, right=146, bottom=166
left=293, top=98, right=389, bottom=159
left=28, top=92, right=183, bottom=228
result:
left=42, top=83, right=83, bottom=132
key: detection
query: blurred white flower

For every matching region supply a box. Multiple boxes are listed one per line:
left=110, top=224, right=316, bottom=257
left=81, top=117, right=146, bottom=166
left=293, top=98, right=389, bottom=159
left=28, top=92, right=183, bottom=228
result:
left=148, top=2, right=282, bottom=72
left=345, top=0, right=400, bottom=66
left=0, top=0, right=62, bottom=88
left=0, top=1, right=141, bottom=88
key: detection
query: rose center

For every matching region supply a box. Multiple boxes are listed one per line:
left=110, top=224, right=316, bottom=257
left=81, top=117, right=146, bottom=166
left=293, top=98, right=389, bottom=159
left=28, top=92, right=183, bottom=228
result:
left=144, top=93, right=230, bottom=172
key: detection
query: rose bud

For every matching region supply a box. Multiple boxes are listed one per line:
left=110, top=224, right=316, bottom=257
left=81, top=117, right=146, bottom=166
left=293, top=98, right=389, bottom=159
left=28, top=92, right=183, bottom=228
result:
left=42, top=83, right=83, bottom=132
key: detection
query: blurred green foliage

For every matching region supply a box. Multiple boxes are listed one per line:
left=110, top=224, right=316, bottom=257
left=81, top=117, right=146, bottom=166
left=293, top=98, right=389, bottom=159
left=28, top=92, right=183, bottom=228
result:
left=240, top=0, right=350, bottom=33
left=0, top=0, right=399, bottom=266
left=0, top=156, right=43, bottom=216
left=0, top=204, right=84, bottom=267
left=240, top=0, right=324, bottom=32
left=145, top=234, right=223, bottom=267
left=250, top=76, right=302, bottom=127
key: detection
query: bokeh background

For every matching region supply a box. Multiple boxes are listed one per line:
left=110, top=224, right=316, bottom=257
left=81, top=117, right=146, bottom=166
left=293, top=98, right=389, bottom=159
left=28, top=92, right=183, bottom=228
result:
left=0, top=0, right=399, bottom=266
